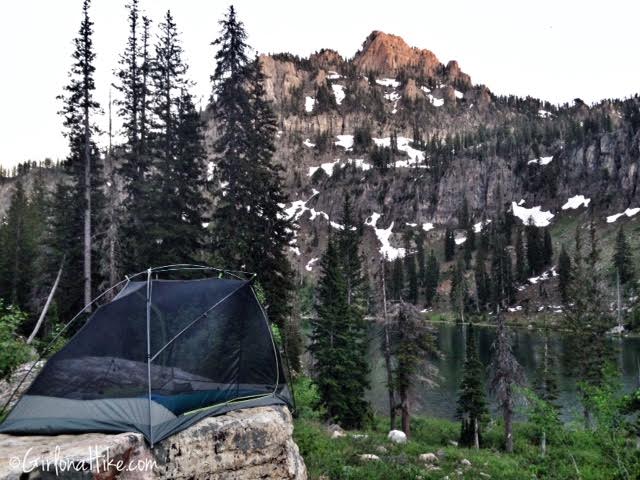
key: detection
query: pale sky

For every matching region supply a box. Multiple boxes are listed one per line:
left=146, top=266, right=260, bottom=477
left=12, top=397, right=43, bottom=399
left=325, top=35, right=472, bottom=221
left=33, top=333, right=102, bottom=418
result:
left=1, top=0, right=639, bottom=169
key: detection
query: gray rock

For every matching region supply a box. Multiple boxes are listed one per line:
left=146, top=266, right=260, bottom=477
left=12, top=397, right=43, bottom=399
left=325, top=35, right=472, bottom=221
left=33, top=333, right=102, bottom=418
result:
left=460, top=458, right=472, bottom=467
left=418, top=452, right=438, bottom=464
left=0, top=406, right=306, bottom=480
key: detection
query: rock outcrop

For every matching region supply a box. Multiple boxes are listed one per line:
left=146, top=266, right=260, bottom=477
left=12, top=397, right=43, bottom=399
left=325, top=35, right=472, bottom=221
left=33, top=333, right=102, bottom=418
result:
left=0, top=406, right=307, bottom=480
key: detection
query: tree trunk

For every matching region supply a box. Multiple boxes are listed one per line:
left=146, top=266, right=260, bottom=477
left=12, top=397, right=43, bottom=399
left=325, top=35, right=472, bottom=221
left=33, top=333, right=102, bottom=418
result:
left=381, top=260, right=396, bottom=430
left=541, top=430, right=546, bottom=456
left=400, top=388, right=410, bottom=438
left=504, top=404, right=513, bottom=453
left=27, top=262, right=63, bottom=344
left=83, top=31, right=92, bottom=312
left=473, top=417, right=480, bottom=449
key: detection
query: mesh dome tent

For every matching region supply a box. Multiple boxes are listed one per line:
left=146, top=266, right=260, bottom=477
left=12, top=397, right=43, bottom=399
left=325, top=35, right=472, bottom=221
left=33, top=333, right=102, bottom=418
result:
left=0, top=265, right=292, bottom=446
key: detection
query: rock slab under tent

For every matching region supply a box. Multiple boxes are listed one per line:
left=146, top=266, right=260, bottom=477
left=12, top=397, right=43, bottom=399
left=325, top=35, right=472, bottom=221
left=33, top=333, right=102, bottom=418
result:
left=0, top=405, right=307, bottom=479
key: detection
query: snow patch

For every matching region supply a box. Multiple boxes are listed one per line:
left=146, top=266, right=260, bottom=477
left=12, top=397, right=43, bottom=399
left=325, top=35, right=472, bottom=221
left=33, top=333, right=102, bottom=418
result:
left=512, top=202, right=554, bottom=227
left=327, top=71, right=342, bottom=80
left=335, top=135, right=354, bottom=150
left=562, top=195, right=590, bottom=210
left=405, top=222, right=418, bottom=227
left=332, top=84, right=345, bottom=105
left=606, top=207, right=640, bottom=223
left=289, top=246, right=301, bottom=256
left=420, top=86, right=431, bottom=94
left=422, top=222, right=434, bottom=232
left=454, top=90, right=464, bottom=99
left=376, top=78, right=400, bottom=88
left=455, top=235, right=467, bottom=245
left=473, top=219, right=491, bottom=233
left=428, top=94, right=444, bottom=107
left=373, top=136, right=427, bottom=168
left=384, top=91, right=400, bottom=102
left=366, top=212, right=405, bottom=260
left=305, top=257, right=319, bottom=272
left=528, top=156, right=553, bottom=166
left=303, top=138, right=315, bottom=148
left=308, top=158, right=371, bottom=177
left=538, top=109, right=553, bottom=118
left=305, top=96, right=316, bottom=113
left=308, top=159, right=340, bottom=177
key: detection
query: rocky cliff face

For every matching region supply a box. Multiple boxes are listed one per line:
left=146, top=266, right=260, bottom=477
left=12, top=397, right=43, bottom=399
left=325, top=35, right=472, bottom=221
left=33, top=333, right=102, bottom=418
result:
left=3, top=31, right=639, bottom=283
left=242, top=32, right=640, bottom=278
left=0, top=406, right=307, bottom=480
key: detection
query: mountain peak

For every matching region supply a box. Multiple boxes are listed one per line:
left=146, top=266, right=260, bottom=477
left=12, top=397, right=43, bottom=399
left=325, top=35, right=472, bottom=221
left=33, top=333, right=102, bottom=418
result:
left=353, top=31, right=470, bottom=86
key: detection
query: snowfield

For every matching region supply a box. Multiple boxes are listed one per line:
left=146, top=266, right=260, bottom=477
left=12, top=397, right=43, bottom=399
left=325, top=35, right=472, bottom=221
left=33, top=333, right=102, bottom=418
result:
left=305, top=96, right=316, bottom=113
left=372, top=136, right=426, bottom=168
left=606, top=207, right=640, bottom=223
left=366, top=212, right=406, bottom=260
left=308, top=158, right=372, bottom=177
left=335, top=135, right=354, bottom=150
left=332, top=84, right=345, bottom=105
left=512, top=202, right=554, bottom=227
left=562, top=195, right=590, bottom=210
left=428, top=94, right=444, bottom=107
left=376, top=78, right=400, bottom=88
left=422, top=222, right=434, bottom=232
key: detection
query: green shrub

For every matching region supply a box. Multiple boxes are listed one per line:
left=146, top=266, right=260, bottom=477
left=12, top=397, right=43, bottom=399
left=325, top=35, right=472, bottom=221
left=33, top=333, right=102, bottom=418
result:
left=294, top=376, right=325, bottom=421
left=0, top=301, right=32, bottom=378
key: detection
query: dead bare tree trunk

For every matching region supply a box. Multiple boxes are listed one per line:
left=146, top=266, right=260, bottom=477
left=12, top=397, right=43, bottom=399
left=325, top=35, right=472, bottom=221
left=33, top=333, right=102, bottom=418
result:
left=83, top=47, right=92, bottom=312
left=27, top=262, right=63, bottom=344
left=381, top=259, right=396, bottom=430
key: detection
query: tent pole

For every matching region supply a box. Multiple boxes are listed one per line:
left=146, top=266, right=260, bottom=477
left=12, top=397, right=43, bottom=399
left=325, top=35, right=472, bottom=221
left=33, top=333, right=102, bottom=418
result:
left=146, top=268, right=153, bottom=447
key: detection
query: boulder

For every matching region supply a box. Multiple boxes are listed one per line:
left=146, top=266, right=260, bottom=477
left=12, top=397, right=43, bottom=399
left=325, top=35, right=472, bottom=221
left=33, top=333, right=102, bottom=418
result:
left=327, top=424, right=346, bottom=439
left=0, top=360, right=43, bottom=411
left=0, top=406, right=307, bottom=480
left=460, top=458, right=472, bottom=467
left=358, top=454, right=380, bottom=462
left=387, top=429, right=407, bottom=444
left=418, top=452, right=438, bottom=464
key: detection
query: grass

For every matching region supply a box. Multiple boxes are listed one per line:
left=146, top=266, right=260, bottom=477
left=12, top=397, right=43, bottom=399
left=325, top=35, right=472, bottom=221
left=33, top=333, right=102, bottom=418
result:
left=294, top=414, right=636, bottom=480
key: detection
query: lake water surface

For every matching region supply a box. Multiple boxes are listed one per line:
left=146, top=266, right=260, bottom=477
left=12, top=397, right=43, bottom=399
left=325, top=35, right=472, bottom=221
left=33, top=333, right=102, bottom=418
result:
left=366, top=322, right=640, bottom=421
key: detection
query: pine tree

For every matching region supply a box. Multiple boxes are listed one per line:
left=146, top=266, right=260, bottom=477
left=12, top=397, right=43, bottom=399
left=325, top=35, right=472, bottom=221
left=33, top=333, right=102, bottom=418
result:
left=389, top=301, right=437, bottom=437
left=490, top=230, right=515, bottom=309
left=525, top=218, right=544, bottom=276
left=489, top=312, right=525, bottom=453
left=613, top=225, right=635, bottom=286
left=144, top=11, right=206, bottom=266
left=58, top=0, right=103, bottom=308
left=543, top=229, right=553, bottom=267
left=564, top=221, right=615, bottom=427
left=391, top=257, right=405, bottom=301
left=515, top=226, right=527, bottom=283
left=311, top=235, right=370, bottom=428
left=0, top=180, right=36, bottom=313
left=424, top=250, right=439, bottom=307
left=450, top=257, right=468, bottom=322
left=115, top=0, right=153, bottom=272
left=444, top=228, right=455, bottom=262
left=474, top=248, right=491, bottom=311
left=557, top=244, right=571, bottom=304
left=457, top=323, right=488, bottom=448
left=416, top=232, right=426, bottom=288
left=463, top=224, right=476, bottom=269
left=405, top=253, right=418, bottom=305
left=209, top=9, right=296, bottom=350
